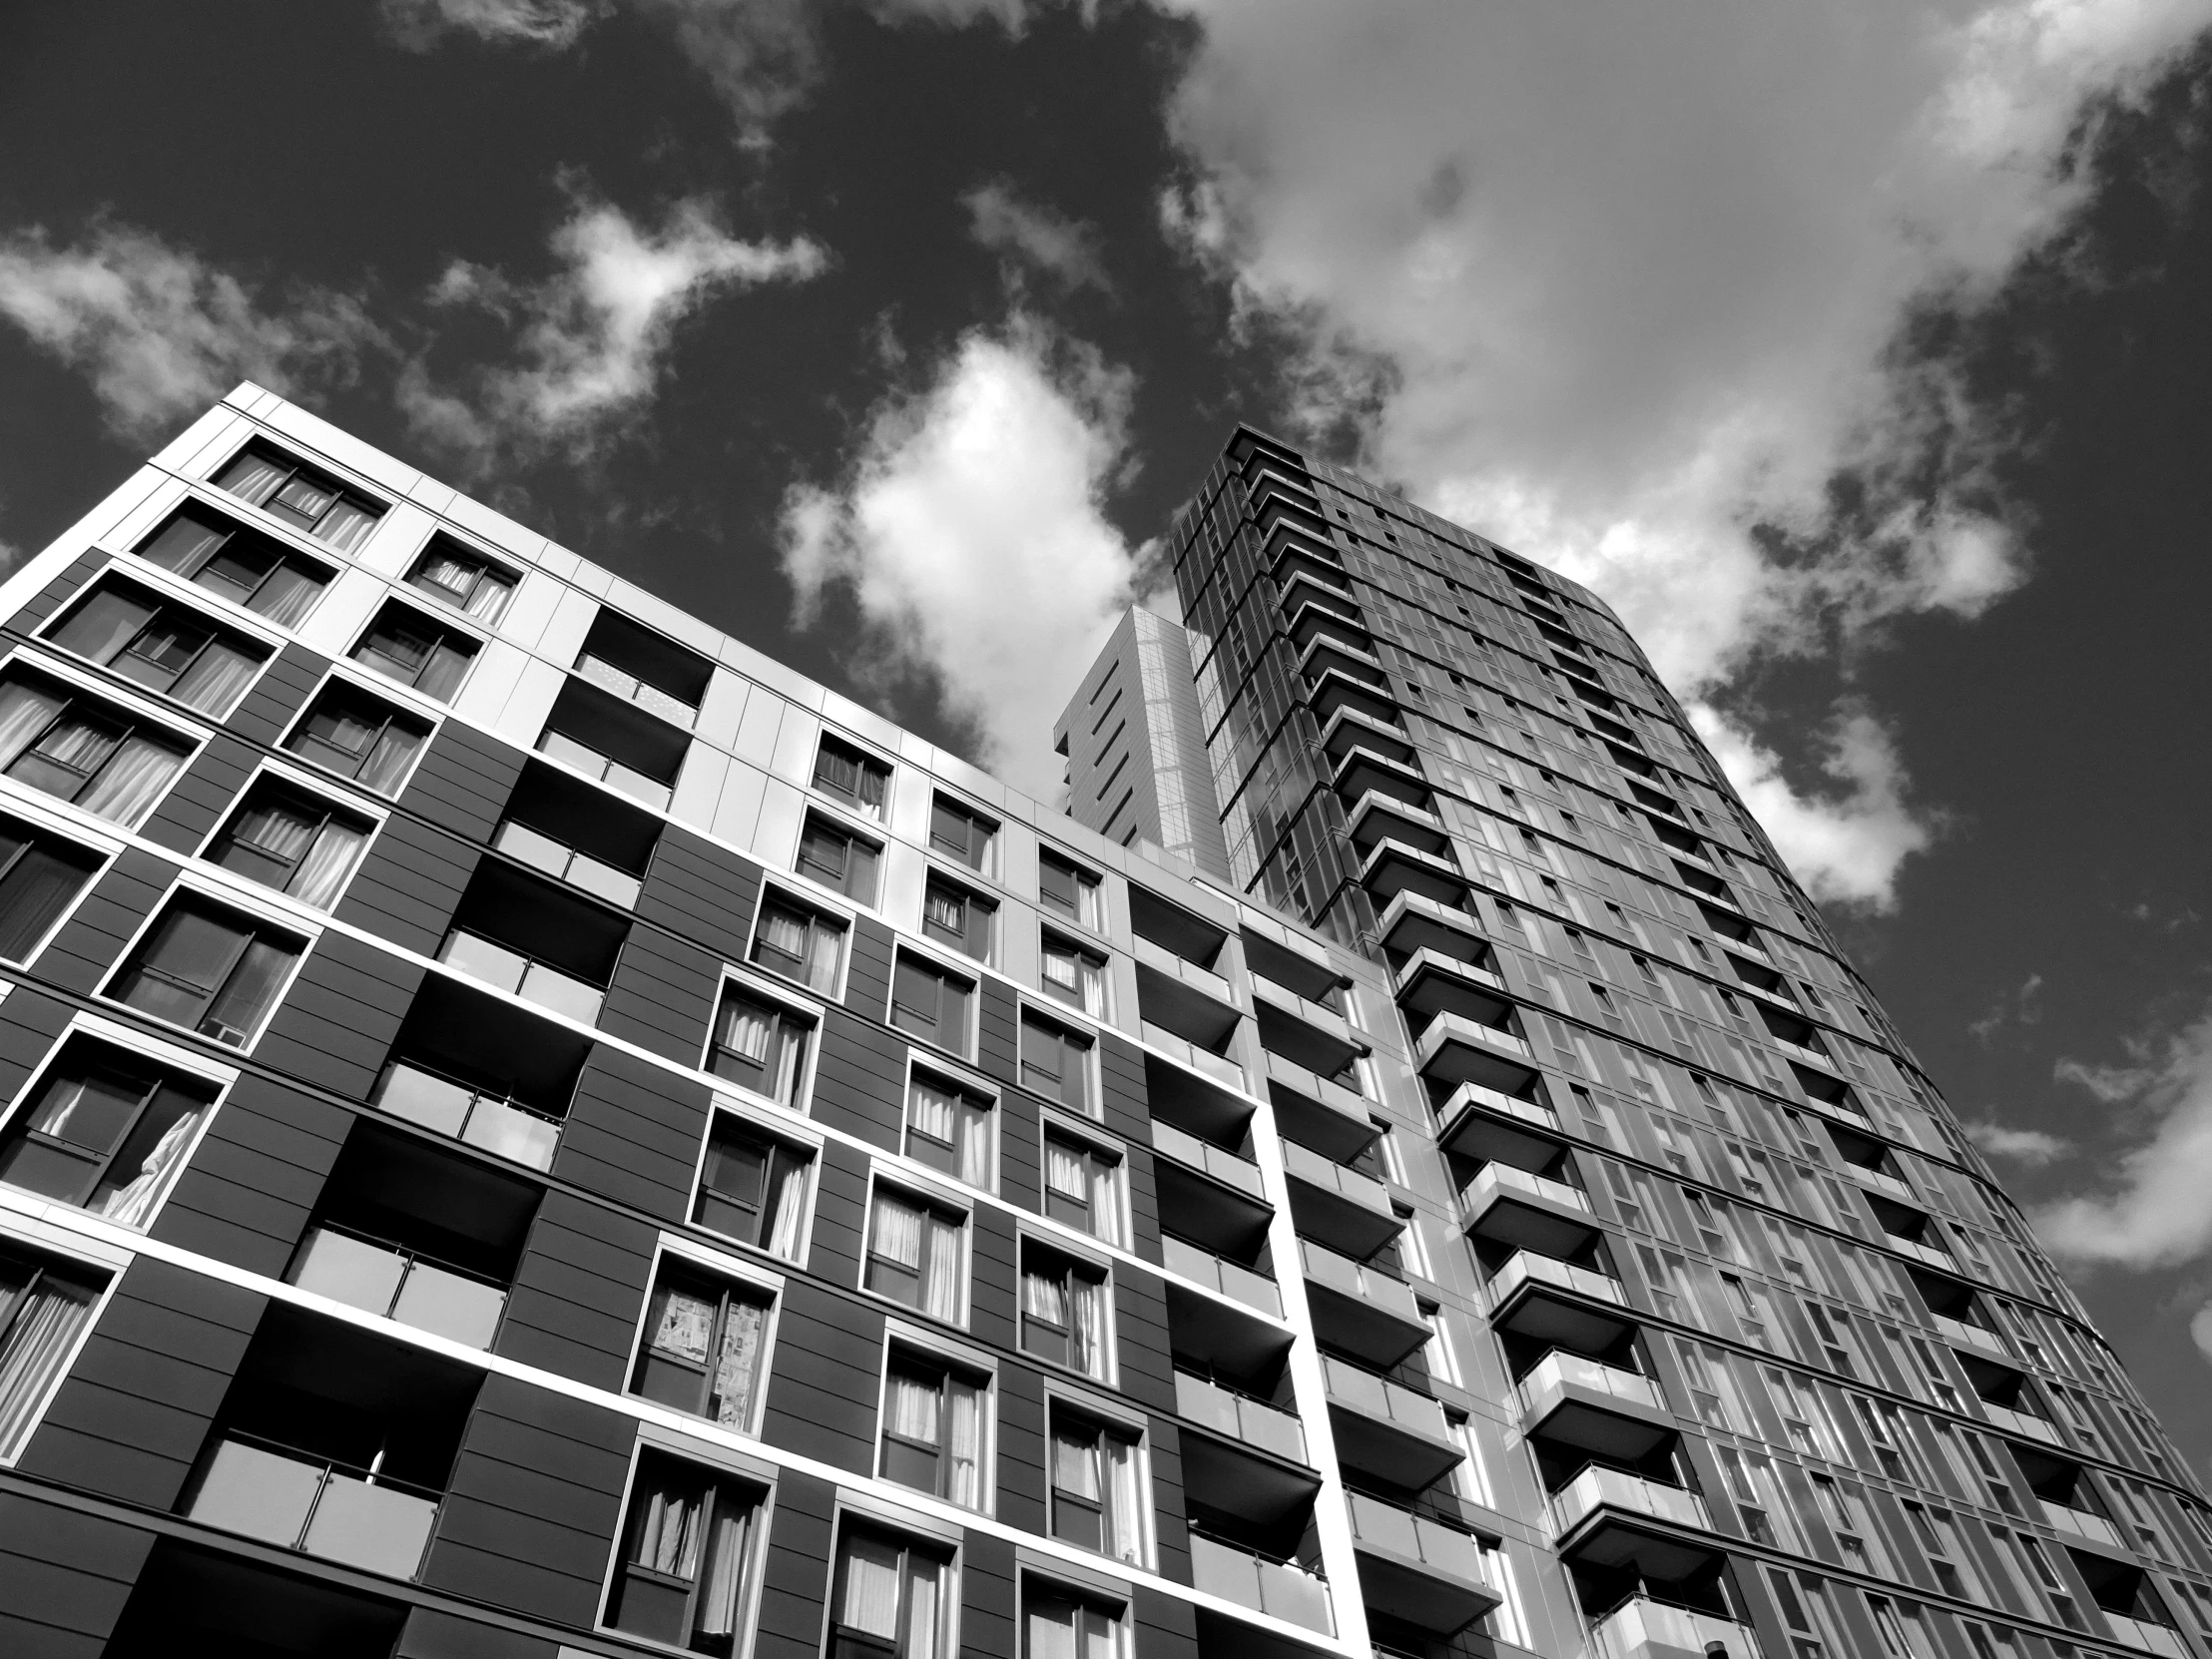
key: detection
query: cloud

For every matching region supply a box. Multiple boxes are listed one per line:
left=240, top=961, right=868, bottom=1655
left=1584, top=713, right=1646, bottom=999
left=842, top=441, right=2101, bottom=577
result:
left=0, top=223, right=383, bottom=442
left=381, top=0, right=606, bottom=50
left=1969, top=971, right=2045, bottom=1042
left=779, top=317, right=1142, bottom=794
left=1158, top=1, right=2212, bottom=889
left=2037, top=1005, right=2212, bottom=1269
left=963, top=181, right=1111, bottom=292
left=400, top=195, right=826, bottom=469
left=1963, top=1119, right=2070, bottom=1164
left=1688, top=705, right=1936, bottom=911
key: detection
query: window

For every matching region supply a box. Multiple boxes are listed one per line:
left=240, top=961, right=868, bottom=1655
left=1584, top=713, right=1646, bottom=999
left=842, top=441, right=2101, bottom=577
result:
left=879, top=1350, right=987, bottom=1508
left=405, top=536, right=517, bottom=624
left=866, top=1185, right=965, bottom=1323
left=630, top=1261, right=772, bottom=1430
left=928, top=795, right=995, bottom=872
left=214, top=441, right=383, bottom=550
left=890, top=954, right=973, bottom=1055
left=1039, top=933, right=1105, bottom=1017
left=0, top=1245, right=103, bottom=1461
left=814, top=737, right=889, bottom=821
left=830, top=1526, right=949, bottom=1659
left=0, top=1039, right=218, bottom=1224
left=0, top=672, right=191, bottom=826
left=1020, top=1012, right=1093, bottom=1114
left=47, top=579, right=269, bottom=717
left=749, top=894, right=844, bottom=996
left=1038, top=852, right=1102, bottom=931
left=1049, top=1410, right=1145, bottom=1564
left=136, top=502, right=330, bottom=626
left=109, top=895, right=302, bottom=1046
left=281, top=679, right=430, bottom=796
left=1041, top=1131, right=1121, bottom=1246
left=798, top=814, right=880, bottom=905
left=350, top=603, right=478, bottom=701
left=1025, top=1584, right=1123, bottom=1659
left=208, top=779, right=372, bottom=907
left=0, top=815, right=101, bottom=961
left=692, top=1115, right=811, bottom=1259
left=706, top=984, right=813, bottom=1106
left=904, top=1071, right=992, bottom=1188
left=606, top=1450, right=761, bottom=1655
left=921, top=874, right=994, bottom=962
left=1022, top=1245, right=1110, bottom=1379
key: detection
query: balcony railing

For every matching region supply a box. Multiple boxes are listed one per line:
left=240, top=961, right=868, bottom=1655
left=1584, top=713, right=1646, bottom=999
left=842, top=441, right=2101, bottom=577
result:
left=440, top=929, right=605, bottom=1024
left=1162, top=1234, right=1282, bottom=1320
left=1323, top=1356, right=1448, bottom=1441
left=1881, top=1233, right=1957, bottom=1271
left=2039, top=1497, right=2122, bottom=1549
left=1175, top=1372, right=1308, bottom=1465
left=1551, top=1465, right=1709, bottom=1535
left=1345, top=1493, right=1490, bottom=1588
left=574, top=653, right=699, bottom=728
left=1930, top=1311, right=2008, bottom=1357
left=1131, top=932, right=1234, bottom=1005
left=493, top=820, right=642, bottom=908
left=1975, top=1399, right=2059, bottom=1443
left=1518, top=1352, right=1667, bottom=1415
left=1284, top=1139, right=1394, bottom=1218
left=2101, top=1613, right=2188, bottom=1657
left=1485, top=1251, right=1625, bottom=1309
left=539, top=729, right=674, bottom=812
left=189, top=1434, right=439, bottom=1579
left=1267, top=1050, right=1368, bottom=1122
left=1152, top=1120, right=1267, bottom=1203
left=1839, top=1161, right=1914, bottom=1202
left=376, top=1060, right=561, bottom=1173
left=1438, top=1080, right=1559, bottom=1133
left=1589, top=1595, right=1763, bottom=1659
left=1462, top=1162, right=1589, bottom=1217
left=1415, top=1011, right=1535, bottom=1070
left=290, top=1225, right=506, bottom=1349
left=1392, top=945, right=1506, bottom=998
left=1300, top=1239, right=1420, bottom=1323
left=1189, top=1532, right=1334, bottom=1635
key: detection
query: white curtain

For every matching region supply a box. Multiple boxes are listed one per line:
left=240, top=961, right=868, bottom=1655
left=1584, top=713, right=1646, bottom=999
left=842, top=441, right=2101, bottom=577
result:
left=887, top=1371, right=939, bottom=1444
left=98, top=1106, right=204, bottom=1229
left=0, top=683, right=62, bottom=772
left=872, top=1195, right=922, bottom=1272
left=1052, top=1429, right=1099, bottom=1501
left=946, top=1378, right=981, bottom=1508
left=1088, top=1160, right=1120, bottom=1247
left=909, top=1081, right=953, bottom=1146
left=217, top=452, right=287, bottom=507
left=316, top=499, right=378, bottom=552
left=903, top=1553, right=940, bottom=1659
left=171, top=641, right=259, bottom=716
left=633, top=1481, right=704, bottom=1579
left=0, top=1279, right=95, bottom=1457
left=802, top=920, right=840, bottom=992
left=957, top=1097, right=991, bottom=1188
left=695, top=1494, right=750, bottom=1637
left=1070, top=1275, right=1105, bottom=1379
left=922, top=1214, right=962, bottom=1323
left=1104, top=1432, right=1144, bottom=1565
left=76, top=735, right=182, bottom=825
left=1077, top=959, right=1104, bottom=1018
left=1023, top=1267, right=1066, bottom=1328
left=289, top=821, right=366, bottom=908
left=1046, top=1145, right=1086, bottom=1208
left=839, top=1533, right=902, bottom=1639
left=766, top=1158, right=808, bottom=1261
left=714, top=1298, right=764, bottom=1430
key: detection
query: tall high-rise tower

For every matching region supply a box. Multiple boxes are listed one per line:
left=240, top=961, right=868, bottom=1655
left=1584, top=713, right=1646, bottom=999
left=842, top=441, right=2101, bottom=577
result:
left=0, top=393, right=2198, bottom=1659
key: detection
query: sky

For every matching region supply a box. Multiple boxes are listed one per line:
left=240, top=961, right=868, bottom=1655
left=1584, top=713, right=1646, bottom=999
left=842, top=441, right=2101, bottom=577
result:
left=5, top=0, right=2212, bottom=1469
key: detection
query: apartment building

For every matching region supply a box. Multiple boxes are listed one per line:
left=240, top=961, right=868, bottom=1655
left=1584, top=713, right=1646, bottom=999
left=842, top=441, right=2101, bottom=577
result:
left=0, top=388, right=2196, bottom=1659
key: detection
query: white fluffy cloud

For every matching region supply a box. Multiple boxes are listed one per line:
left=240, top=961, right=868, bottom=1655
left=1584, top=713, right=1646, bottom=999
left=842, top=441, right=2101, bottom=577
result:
left=382, top=0, right=606, bottom=49
left=964, top=181, right=1111, bottom=292
left=0, top=224, right=382, bottom=442
left=401, top=196, right=826, bottom=468
left=2038, top=1007, right=2212, bottom=1269
left=1688, top=705, right=1936, bottom=911
left=780, top=319, right=1141, bottom=795
left=1160, top=0, right=2212, bottom=880
left=1964, top=1120, right=2071, bottom=1164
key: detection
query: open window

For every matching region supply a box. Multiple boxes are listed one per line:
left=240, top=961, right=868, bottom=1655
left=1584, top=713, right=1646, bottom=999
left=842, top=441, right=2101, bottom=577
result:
left=815, top=735, right=890, bottom=822
left=0, top=667, right=193, bottom=826
left=1020, top=1009, right=1094, bottom=1114
left=1049, top=1406, right=1147, bottom=1565
left=606, top=1449, right=766, bottom=1656
left=692, top=1112, right=813, bottom=1259
left=207, top=775, right=374, bottom=907
left=921, top=871, right=994, bottom=962
left=1022, top=1243, right=1112, bottom=1381
left=890, top=951, right=974, bottom=1057
left=45, top=575, right=271, bottom=718
left=866, top=1181, right=967, bottom=1324
left=213, top=441, right=383, bottom=551
left=879, top=1346, right=989, bottom=1509
left=749, top=888, right=846, bottom=996
left=281, top=677, right=430, bottom=797
left=108, top=892, right=304, bottom=1047
left=706, top=980, right=816, bottom=1108
left=0, top=1239, right=107, bottom=1458
left=905, top=1067, right=993, bottom=1188
left=135, top=500, right=331, bottom=626
left=799, top=811, right=881, bottom=905
left=349, top=601, right=478, bottom=703
left=829, top=1523, right=953, bottom=1659
left=404, top=534, right=517, bottom=625
left=0, top=811, right=102, bottom=962
left=630, top=1256, right=775, bottom=1431
left=493, top=759, right=660, bottom=908
left=928, top=794, right=997, bottom=873
left=574, top=608, right=713, bottom=728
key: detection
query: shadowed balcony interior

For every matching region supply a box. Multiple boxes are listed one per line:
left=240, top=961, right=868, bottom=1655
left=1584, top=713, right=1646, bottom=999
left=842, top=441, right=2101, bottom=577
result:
left=573, top=606, right=715, bottom=725
left=538, top=673, right=692, bottom=810
left=493, top=758, right=663, bottom=908
left=439, top=856, right=630, bottom=1024
left=103, top=1542, right=408, bottom=1659
left=374, top=973, right=592, bottom=1173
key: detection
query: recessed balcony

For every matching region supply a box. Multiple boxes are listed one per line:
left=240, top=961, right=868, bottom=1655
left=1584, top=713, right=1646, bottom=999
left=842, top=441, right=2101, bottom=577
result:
left=1301, top=1239, right=1428, bottom=1368
left=1178, top=1370, right=1309, bottom=1466
left=1462, top=1162, right=1601, bottom=1262
left=1253, top=975, right=1364, bottom=1081
left=1345, top=1493, right=1499, bottom=1637
left=537, top=675, right=689, bottom=812
left=491, top=759, right=661, bottom=909
left=1322, top=1356, right=1462, bottom=1491
left=1283, top=1139, right=1401, bottom=1260
left=375, top=973, right=590, bottom=1173
left=1153, top=1118, right=1268, bottom=1204
left=437, top=858, right=627, bottom=1026
left=571, top=607, right=713, bottom=731
left=1164, top=1233, right=1284, bottom=1321
left=1266, top=1056, right=1379, bottom=1166
left=104, top=1543, right=408, bottom=1659
left=1189, top=1533, right=1335, bottom=1637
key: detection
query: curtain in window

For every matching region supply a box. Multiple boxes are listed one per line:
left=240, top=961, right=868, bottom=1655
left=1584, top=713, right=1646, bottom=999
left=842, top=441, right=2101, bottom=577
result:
left=802, top=920, right=839, bottom=992
left=839, top=1533, right=902, bottom=1642
left=464, top=572, right=513, bottom=621
left=289, top=820, right=366, bottom=907
left=0, top=1274, right=96, bottom=1457
left=358, top=722, right=420, bottom=794
left=903, top=1551, right=940, bottom=1659
left=96, top=1104, right=204, bottom=1228
left=0, top=843, right=94, bottom=962
left=1023, top=1267, right=1067, bottom=1329
left=765, top=1158, right=808, bottom=1261
left=217, top=451, right=288, bottom=507
left=955, top=1096, right=990, bottom=1188
left=141, top=509, right=231, bottom=573
left=254, top=564, right=319, bottom=629
left=888, top=1370, right=939, bottom=1447
left=1046, top=1145, right=1087, bottom=1212
left=1070, top=1274, right=1105, bottom=1379
left=633, top=1477, right=706, bottom=1579
left=75, top=735, right=183, bottom=825
left=171, top=640, right=259, bottom=715
left=1087, top=1157, right=1120, bottom=1246
left=0, top=683, right=63, bottom=772
left=236, top=800, right=318, bottom=865
left=695, top=1490, right=751, bottom=1637
left=873, top=1194, right=922, bottom=1273
left=946, top=1378, right=981, bottom=1508
left=317, top=499, right=378, bottom=553
left=719, top=997, right=773, bottom=1065
left=53, top=590, right=153, bottom=665
left=923, top=1212, right=961, bottom=1323
left=1053, top=1428, right=1100, bottom=1503
left=199, top=936, right=294, bottom=1043
left=909, top=1081, right=954, bottom=1147
left=714, top=1298, right=764, bottom=1430
left=1103, top=1431, right=1143, bottom=1564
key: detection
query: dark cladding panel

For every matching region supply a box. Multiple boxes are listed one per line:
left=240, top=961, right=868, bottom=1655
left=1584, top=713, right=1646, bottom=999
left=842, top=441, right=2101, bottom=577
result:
left=995, top=1363, right=1047, bottom=1537
left=961, top=1532, right=1017, bottom=1659
left=5, top=548, right=106, bottom=637
left=810, top=1137, right=871, bottom=1292
left=494, top=1189, right=657, bottom=1393
left=757, top=1278, right=882, bottom=1475
left=753, top=1468, right=833, bottom=1659
left=552, top=1043, right=713, bottom=1222
left=333, top=812, right=481, bottom=959
left=32, top=845, right=176, bottom=996
left=400, top=718, right=526, bottom=845
left=256, top=930, right=423, bottom=1101
left=598, top=925, right=720, bottom=1066
left=224, top=642, right=324, bottom=750
left=1112, top=1262, right=1178, bottom=1417
left=845, top=915, right=894, bottom=1020
left=811, top=1008, right=903, bottom=1153
left=635, top=823, right=762, bottom=965
left=0, top=1492, right=154, bottom=1659
left=148, top=1072, right=350, bottom=1279
left=137, top=732, right=258, bottom=856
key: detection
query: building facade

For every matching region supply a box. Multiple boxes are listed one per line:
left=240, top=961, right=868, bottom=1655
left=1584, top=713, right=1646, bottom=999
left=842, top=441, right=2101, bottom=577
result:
left=0, top=390, right=2196, bottom=1659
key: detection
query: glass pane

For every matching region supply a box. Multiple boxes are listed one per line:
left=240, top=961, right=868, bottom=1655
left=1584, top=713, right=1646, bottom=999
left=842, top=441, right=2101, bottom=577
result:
left=494, top=821, right=570, bottom=876
left=301, top=1471, right=437, bottom=1577
left=200, top=936, right=296, bottom=1045
left=289, top=1227, right=407, bottom=1317
left=189, top=1438, right=321, bottom=1546
left=376, top=1065, right=472, bottom=1135
left=390, top=1262, right=505, bottom=1349
left=518, top=961, right=604, bottom=1024
left=441, top=931, right=528, bottom=993
left=461, top=1097, right=559, bottom=1171
left=138, top=506, right=233, bottom=573
left=51, top=589, right=156, bottom=667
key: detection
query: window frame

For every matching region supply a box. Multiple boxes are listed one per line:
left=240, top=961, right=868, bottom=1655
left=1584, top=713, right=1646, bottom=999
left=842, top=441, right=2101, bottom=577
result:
left=812, top=734, right=894, bottom=823
left=0, top=794, right=116, bottom=967
left=346, top=598, right=485, bottom=704
left=887, top=946, right=977, bottom=1062
left=129, top=493, right=337, bottom=628
left=1017, top=1002, right=1097, bottom=1117
left=207, top=438, right=386, bottom=551
left=0, top=1013, right=239, bottom=1232
left=874, top=1329, right=997, bottom=1515
left=1043, top=1391, right=1151, bottom=1568
left=1036, top=849, right=1104, bottom=934
left=277, top=666, right=439, bottom=800
left=825, top=1510, right=961, bottom=1659
left=1018, top=1572, right=1130, bottom=1659
left=926, top=793, right=998, bottom=875
left=900, top=1056, right=997, bottom=1195
left=795, top=809, right=883, bottom=908
left=686, top=1095, right=822, bottom=1266
left=598, top=1434, right=778, bottom=1659
left=1035, top=931, right=1108, bottom=1020
left=96, top=874, right=317, bottom=1052
left=0, top=651, right=210, bottom=830
left=1019, top=1234, right=1117, bottom=1384
left=38, top=567, right=281, bottom=721
left=746, top=882, right=851, bottom=1001
left=861, top=1171, right=972, bottom=1330
left=622, top=1237, right=787, bottom=1440
left=0, top=1215, right=129, bottom=1468
left=402, top=531, right=521, bottom=627
left=702, top=967, right=823, bottom=1112
left=1037, top=1115, right=1125, bottom=1250
left=919, top=867, right=996, bottom=965
left=192, top=759, right=385, bottom=914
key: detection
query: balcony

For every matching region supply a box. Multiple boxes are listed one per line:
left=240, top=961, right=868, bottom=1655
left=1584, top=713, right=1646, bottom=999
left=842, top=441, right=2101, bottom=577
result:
left=1334, top=744, right=1433, bottom=813
left=1134, top=930, right=1235, bottom=1006
left=1345, top=790, right=1452, bottom=861
left=1981, top=1401, right=2059, bottom=1442
left=376, top=1059, right=563, bottom=1173
left=1134, top=953, right=1244, bottom=1082
left=1391, top=943, right=1504, bottom=1003
left=1931, top=1311, right=2009, bottom=1357
left=1462, top=1163, right=1601, bottom=1262
left=1552, top=1466, right=1709, bottom=1537
left=1378, top=889, right=1493, bottom=972
left=438, top=859, right=627, bottom=1026
left=1345, top=1493, right=1499, bottom=1636
left=1437, top=1080, right=1564, bottom=1170
left=1323, top=1356, right=1462, bottom=1491
left=572, top=607, right=713, bottom=729
left=1486, top=1250, right=1626, bottom=1312
left=1297, top=634, right=1387, bottom=693
left=1164, top=1233, right=1284, bottom=1321
left=1588, top=1596, right=1764, bottom=1659
left=441, top=930, right=605, bottom=1023
left=1307, top=666, right=1400, bottom=729
left=189, top=1436, right=440, bottom=1578
left=1266, top=1056, right=1378, bottom=1166
left=491, top=759, right=661, bottom=909
left=1253, top=481, right=1335, bottom=545
left=1840, top=1161, right=1915, bottom=1203
left=538, top=674, right=689, bottom=811
left=103, top=1543, right=409, bottom=1659
left=1178, top=1371, right=1309, bottom=1466
left=1289, top=605, right=1376, bottom=661
left=1301, top=1239, right=1429, bottom=1369
left=1283, top=1139, right=1400, bottom=1259
left=1414, top=1012, right=1539, bottom=1101
left=1519, top=1352, right=1669, bottom=1423
left=1521, top=1356, right=1678, bottom=1478
left=1359, top=836, right=1472, bottom=910
left=2041, top=1497, right=2123, bottom=1549
left=1190, top=1533, right=1335, bottom=1636
left=1154, top=1119, right=1268, bottom=1204
left=1253, top=977, right=1364, bottom=1083
left=1321, top=705, right=1415, bottom=767
left=2101, top=1614, right=2188, bottom=1657
left=376, top=974, right=590, bottom=1174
